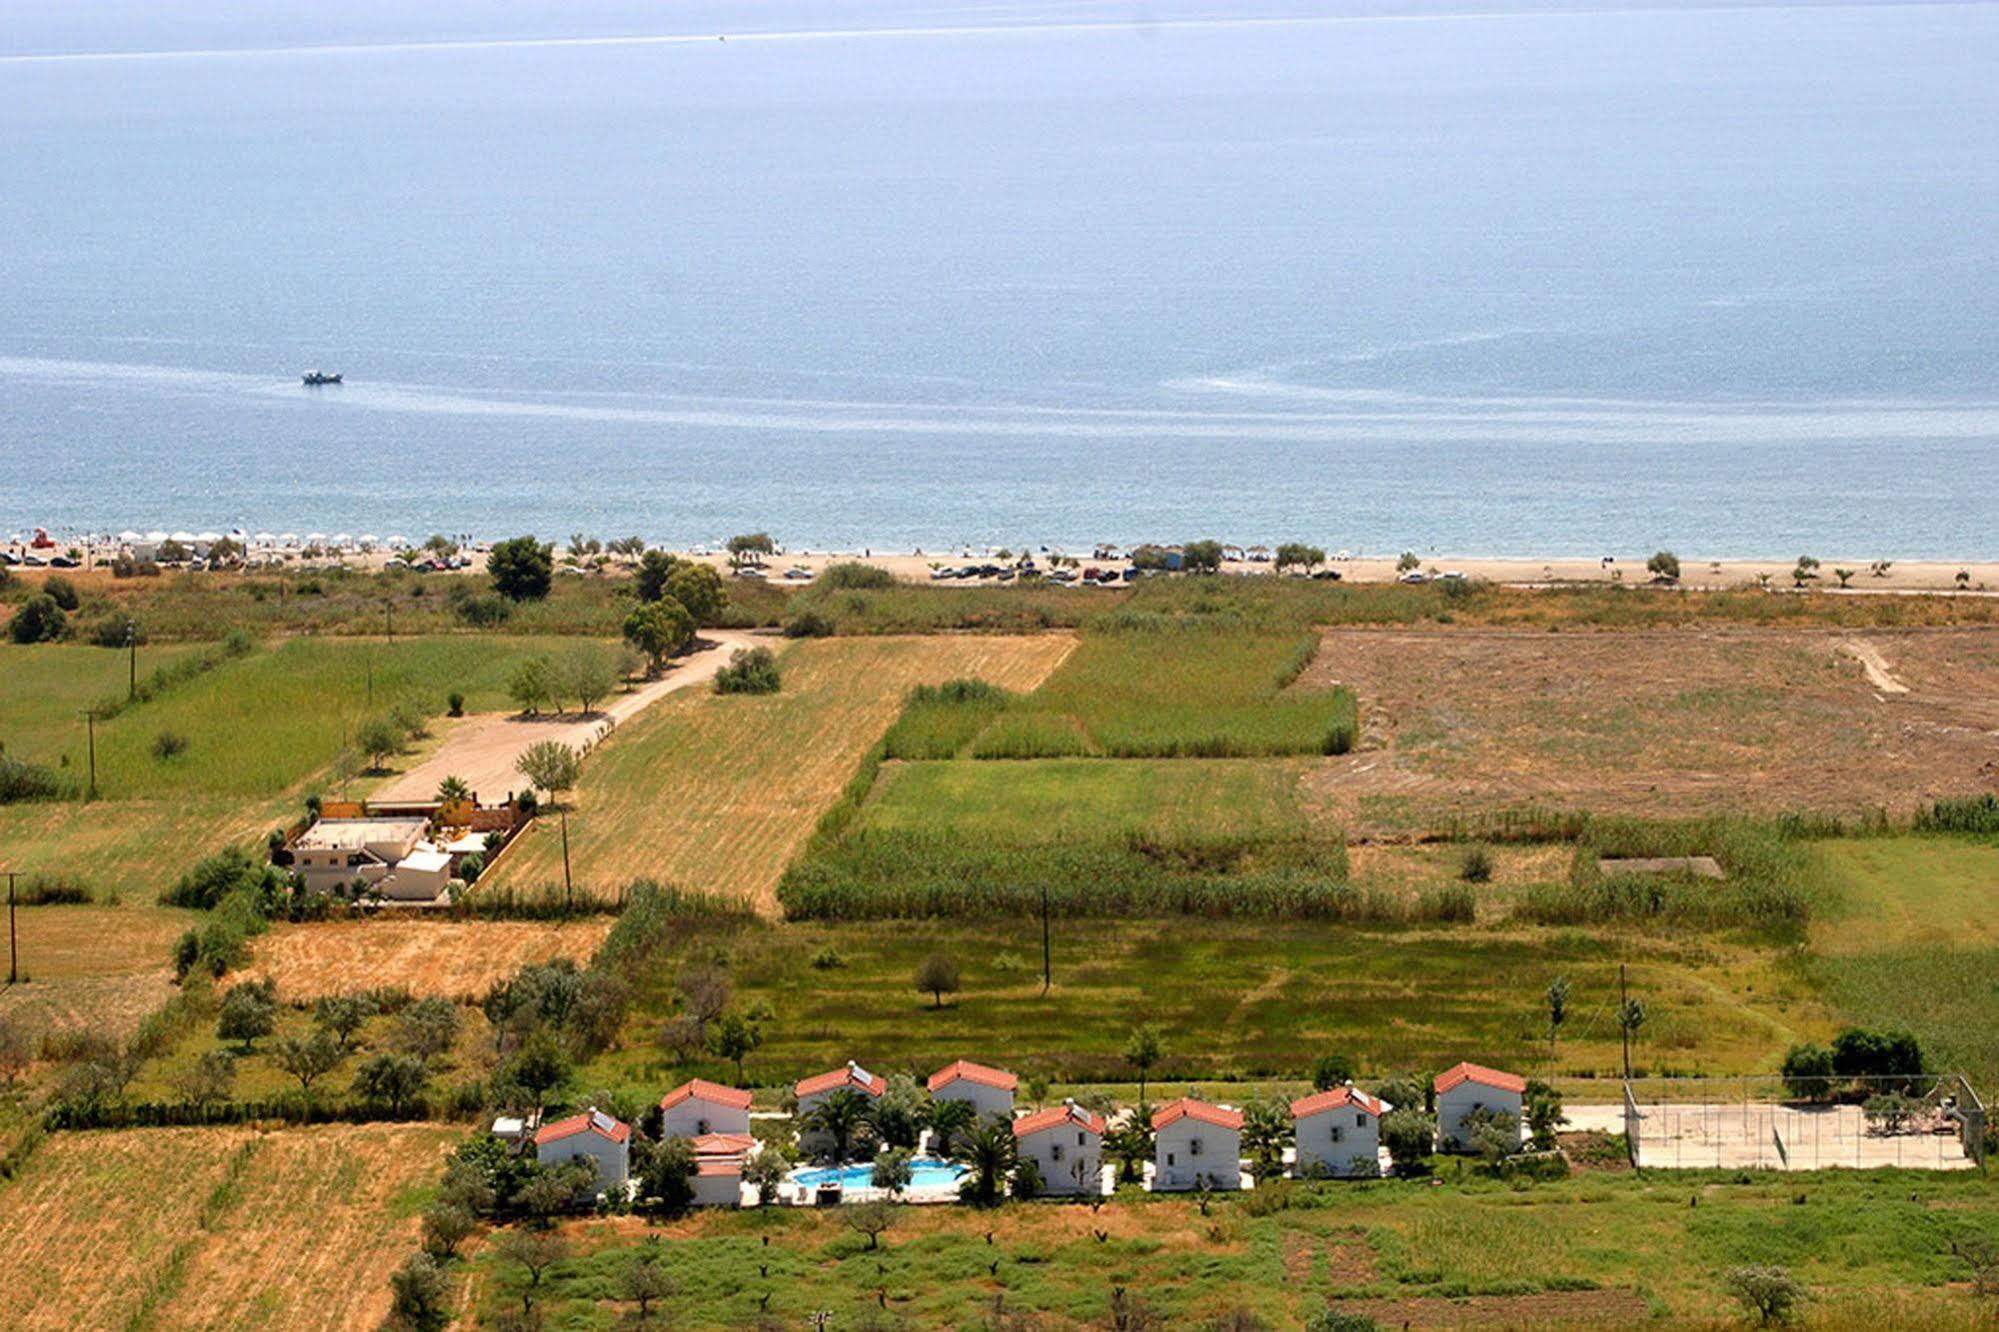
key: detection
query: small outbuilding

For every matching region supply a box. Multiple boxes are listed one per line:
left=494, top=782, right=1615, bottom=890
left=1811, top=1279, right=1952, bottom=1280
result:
left=927, top=1059, right=1018, bottom=1122
left=1013, top=1099, right=1104, bottom=1197
left=1150, top=1098, right=1243, bottom=1191
left=1433, top=1062, right=1527, bottom=1153
left=535, top=1108, right=630, bottom=1194
left=1291, top=1085, right=1388, bottom=1178
left=660, top=1078, right=754, bottom=1139
left=692, top=1156, right=745, bottom=1208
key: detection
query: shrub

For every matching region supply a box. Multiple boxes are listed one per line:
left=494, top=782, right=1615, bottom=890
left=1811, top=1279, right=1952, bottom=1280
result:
left=388, top=1252, right=452, bottom=1331
left=1310, top=1054, right=1354, bottom=1091
left=489, top=535, right=554, bottom=601
left=1831, top=1027, right=1925, bottom=1091
left=1780, top=1043, right=1835, bottom=1101
left=40, top=575, right=80, bottom=611
left=1723, top=1265, right=1804, bottom=1325
left=1415, top=884, right=1475, bottom=923
left=1459, top=844, right=1494, bottom=883
left=782, top=608, right=834, bottom=639
left=10, top=875, right=90, bottom=905
left=816, top=561, right=894, bottom=590
left=89, top=611, right=143, bottom=648
left=1304, top=1312, right=1382, bottom=1332
left=9, top=594, right=68, bottom=643
left=447, top=690, right=465, bottom=717
left=152, top=730, right=190, bottom=761
left=457, top=852, right=484, bottom=884
left=1646, top=551, right=1681, bottom=582
left=1380, top=1108, right=1435, bottom=1174
left=713, top=646, right=781, bottom=695
left=0, top=757, right=64, bottom=804
left=1913, top=794, right=1999, bottom=835
left=161, top=845, right=291, bottom=911
left=455, top=593, right=512, bottom=627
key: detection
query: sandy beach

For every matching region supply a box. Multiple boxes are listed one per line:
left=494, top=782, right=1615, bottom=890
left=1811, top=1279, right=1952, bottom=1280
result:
left=10, top=537, right=1999, bottom=595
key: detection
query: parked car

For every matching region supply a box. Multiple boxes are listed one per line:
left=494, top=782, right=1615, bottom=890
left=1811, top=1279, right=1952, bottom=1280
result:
left=1398, top=570, right=1429, bottom=584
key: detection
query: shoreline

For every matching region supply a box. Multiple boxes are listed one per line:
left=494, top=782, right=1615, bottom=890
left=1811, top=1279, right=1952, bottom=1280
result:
left=11, top=536, right=1996, bottom=595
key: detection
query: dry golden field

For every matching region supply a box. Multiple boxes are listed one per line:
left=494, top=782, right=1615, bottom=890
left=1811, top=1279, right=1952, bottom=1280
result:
left=0, top=904, right=191, bottom=1049
left=0, top=1124, right=454, bottom=1332
left=245, top=917, right=614, bottom=1000
left=1298, top=627, right=1999, bottom=836
left=483, top=633, right=1075, bottom=910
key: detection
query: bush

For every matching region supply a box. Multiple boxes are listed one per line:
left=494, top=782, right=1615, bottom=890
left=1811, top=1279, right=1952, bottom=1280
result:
left=489, top=535, right=554, bottom=601
left=10, top=875, right=90, bottom=905
left=9, top=594, right=68, bottom=643
left=1459, top=844, right=1493, bottom=883
left=1723, top=1265, right=1804, bottom=1325
left=783, top=608, right=834, bottom=639
left=89, top=611, right=143, bottom=648
left=713, top=646, right=781, bottom=695
left=816, top=561, right=895, bottom=591
left=0, top=757, right=64, bottom=804
left=388, top=1252, right=453, bottom=1331
left=447, top=690, right=465, bottom=717
left=40, top=575, right=80, bottom=611
left=455, top=593, right=512, bottom=627
left=457, top=852, right=485, bottom=884
left=161, top=845, right=291, bottom=911
left=1780, top=1043, right=1835, bottom=1101
left=1831, top=1027, right=1925, bottom=1091
left=1304, top=1313, right=1382, bottom=1332
left=152, top=730, right=190, bottom=761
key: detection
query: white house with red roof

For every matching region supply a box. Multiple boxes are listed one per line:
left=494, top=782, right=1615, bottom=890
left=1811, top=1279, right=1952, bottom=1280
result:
left=534, top=1107, right=631, bottom=1193
left=1291, top=1084, right=1388, bottom=1178
left=927, top=1059, right=1017, bottom=1121
left=1433, top=1062, right=1527, bottom=1152
left=793, top=1060, right=885, bottom=1157
left=660, top=1078, right=754, bottom=1139
left=1150, top=1098, right=1243, bottom=1191
left=1012, top=1099, right=1105, bottom=1196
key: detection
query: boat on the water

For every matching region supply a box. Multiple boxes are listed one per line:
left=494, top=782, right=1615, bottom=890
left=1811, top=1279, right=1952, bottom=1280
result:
left=301, top=369, right=343, bottom=386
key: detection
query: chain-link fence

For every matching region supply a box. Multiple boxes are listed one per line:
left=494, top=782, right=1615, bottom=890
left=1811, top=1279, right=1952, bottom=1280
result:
left=1619, top=1074, right=1984, bottom=1171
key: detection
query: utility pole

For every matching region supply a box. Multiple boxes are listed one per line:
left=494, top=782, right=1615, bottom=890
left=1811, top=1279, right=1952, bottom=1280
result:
left=127, top=621, right=138, bottom=700
left=1619, top=962, right=1631, bottom=1082
left=7, top=870, right=17, bottom=985
left=560, top=807, right=573, bottom=915
left=1040, top=884, right=1051, bottom=996
left=81, top=707, right=100, bottom=802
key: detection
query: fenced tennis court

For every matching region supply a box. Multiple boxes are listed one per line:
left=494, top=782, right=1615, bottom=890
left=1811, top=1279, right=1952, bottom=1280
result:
left=1616, top=1075, right=1985, bottom=1171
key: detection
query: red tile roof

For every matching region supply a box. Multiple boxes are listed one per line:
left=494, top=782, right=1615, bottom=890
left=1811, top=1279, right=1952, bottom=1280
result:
left=1290, top=1086, right=1387, bottom=1119
left=534, top=1109, right=630, bottom=1147
left=1433, top=1062, right=1528, bottom=1096
left=1012, top=1102, right=1105, bottom=1138
left=795, top=1062, right=885, bottom=1099
left=695, top=1158, right=743, bottom=1177
left=1151, top=1098, right=1243, bottom=1131
left=660, top=1078, right=754, bottom=1113
left=927, top=1059, right=1018, bottom=1093
left=690, top=1132, right=756, bottom=1158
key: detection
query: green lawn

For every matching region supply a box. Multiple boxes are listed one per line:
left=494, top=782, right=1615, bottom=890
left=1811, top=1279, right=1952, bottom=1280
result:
left=861, top=757, right=1311, bottom=843
left=469, top=1167, right=1999, bottom=1329
left=0, top=642, right=205, bottom=767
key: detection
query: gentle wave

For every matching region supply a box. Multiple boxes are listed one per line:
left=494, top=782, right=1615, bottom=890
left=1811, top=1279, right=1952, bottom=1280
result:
left=4, top=354, right=1997, bottom=446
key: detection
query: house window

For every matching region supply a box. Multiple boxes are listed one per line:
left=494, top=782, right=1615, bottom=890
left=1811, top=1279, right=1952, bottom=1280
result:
left=1331, top=1126, right=1344, bottom=1144
left=1356, top=1113, right=1366, bottom=1127
left=1167, top=1152, right=1176, bottom=1167
left=1051, top=1143, right=1064, bottom=1162
left=1190, top=1137, right=1204, bottom=1156
left=696, top=1118, right=710, bottom=1135
left=1077, top=1132, right=1086, bottom=1146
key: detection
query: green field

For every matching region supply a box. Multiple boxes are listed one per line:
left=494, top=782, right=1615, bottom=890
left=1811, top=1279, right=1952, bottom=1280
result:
left=962, top=625, right=1356, bottom=759
left=578, top=912, right=1833, bottom=1097
left=861, top=756, right=1311, bottom=843
left=468, top=1167, right=1999, bottom=1329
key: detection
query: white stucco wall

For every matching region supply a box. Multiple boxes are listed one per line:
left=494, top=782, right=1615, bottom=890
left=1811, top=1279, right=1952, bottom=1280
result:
left=1153, top=1119, right=1241, bottom=1191
left=1436, top=1083, right=1522, bottom=1152
left=1295, top=1106, right=1382, bottom=1177
left=932, top=1079, right=1013, bottom=1122
left=537, top=1132, right=629, bottom=1193
left=663, top=1098, right=750, bottom=1139
left=692, top=1169, right=743, bottom=1208
left=1017, top=1126, right=1101, bottom=1196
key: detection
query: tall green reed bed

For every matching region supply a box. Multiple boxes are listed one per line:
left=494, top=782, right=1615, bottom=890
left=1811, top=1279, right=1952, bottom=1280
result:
left=1517, top=817, right=1822, bottom=933
left=778, top=829, right=1362, bottom=920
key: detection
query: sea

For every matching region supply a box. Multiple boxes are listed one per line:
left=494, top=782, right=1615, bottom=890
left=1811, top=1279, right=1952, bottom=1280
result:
left=3, top=0, right=1996, bottom=558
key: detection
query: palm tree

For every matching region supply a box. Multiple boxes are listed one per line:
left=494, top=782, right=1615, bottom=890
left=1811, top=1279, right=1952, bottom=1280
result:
left=927, top=1097, right=975, bottom=1156
left=1240, top=1098, right=1293, bottom=1183
left=952, top=1116, right=1016, bottom=1205
left=805, top=1088, right=872, bottom=1163
left=1123, top=1025, right=1162, bottom=1105
left=436, top=774, right=472, bottom=804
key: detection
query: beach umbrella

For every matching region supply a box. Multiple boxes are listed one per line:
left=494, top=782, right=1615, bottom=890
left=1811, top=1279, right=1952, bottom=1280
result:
left=280, top=533, right=299, bottom=545
left=305, top=532, right=325, bottom=543
left=196, top=531, right=222, bottom=544
left=359, top=533, right=379, bottom=547
left=332, top=532, right=352, bottom=546
left=254, top=532, right=275, bottom=545
left=385, top=535, right=406, bottom=548
left=145, top=530, right=169, bottom=543
left=118, top=530, right=142, bottom=543
left=170, top=531, right=197, bottom=543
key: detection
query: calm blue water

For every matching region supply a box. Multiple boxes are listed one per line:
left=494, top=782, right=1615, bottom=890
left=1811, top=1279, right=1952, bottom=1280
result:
left=3, top=1, right=1996, bottom=557
left=793, top=1157, right=967, bottom=1189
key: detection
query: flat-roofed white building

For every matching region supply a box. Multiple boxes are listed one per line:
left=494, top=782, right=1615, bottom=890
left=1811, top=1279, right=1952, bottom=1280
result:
left=291, top=817, right=427, bottom=895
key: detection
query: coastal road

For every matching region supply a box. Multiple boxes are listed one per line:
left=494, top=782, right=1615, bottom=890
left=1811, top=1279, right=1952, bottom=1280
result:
left=374, top=630, right=760, bottom=804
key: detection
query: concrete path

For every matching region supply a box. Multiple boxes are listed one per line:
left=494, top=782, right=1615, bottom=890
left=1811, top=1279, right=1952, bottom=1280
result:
left=375, top=630, right=760, bottom=803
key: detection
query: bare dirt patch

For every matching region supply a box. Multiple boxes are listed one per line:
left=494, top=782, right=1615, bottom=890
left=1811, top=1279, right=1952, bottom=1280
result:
left=247, top=918, right=613, bottom=999
left=0, top=905, right=190, bottom=1048
left=1326, top=1227, right=1380, bottom=1285
left=1297, top=628, right=1999, bottom=836
left=1332, top=1288, right=1651, bottom=1327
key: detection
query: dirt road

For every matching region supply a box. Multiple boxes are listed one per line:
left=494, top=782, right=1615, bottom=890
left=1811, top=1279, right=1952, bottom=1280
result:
left=375, top=630, right=761, bottom=803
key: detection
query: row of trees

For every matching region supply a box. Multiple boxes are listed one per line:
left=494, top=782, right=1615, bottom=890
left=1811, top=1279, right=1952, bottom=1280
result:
left=506, top=643, right=625, bottom=716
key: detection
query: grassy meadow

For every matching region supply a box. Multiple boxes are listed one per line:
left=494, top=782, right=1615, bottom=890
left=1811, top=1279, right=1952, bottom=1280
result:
left=471, top=1167, right=1999, bottom=1330
left=480, top=634, right=1074, bottom=911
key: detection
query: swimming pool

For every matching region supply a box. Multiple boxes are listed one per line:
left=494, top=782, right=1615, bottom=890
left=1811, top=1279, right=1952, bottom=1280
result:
left=792, top=1158, right=968, bottom=1191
